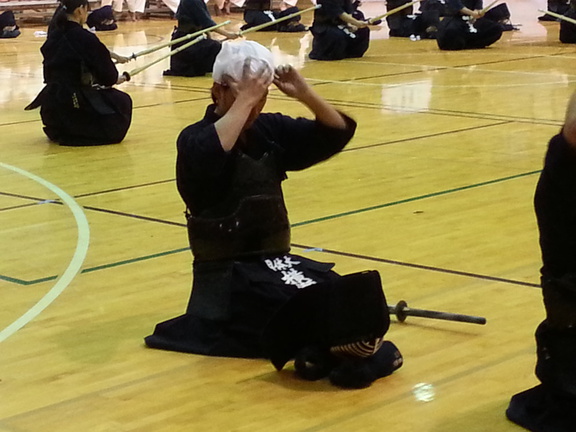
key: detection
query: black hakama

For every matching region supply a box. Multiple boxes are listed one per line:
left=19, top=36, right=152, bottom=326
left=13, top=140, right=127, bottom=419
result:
left=436, top=16, right=502, bottom=50
left=145, top=105, right=359, bottom=358
left=506, top=133, right=576, bottom=431
left=164, top=0, right=223, bottom=77
left=241, top=2, right=306, bottom=33
left=0, top=10, right=20, bottom=38
left=146, top=255, right=340, bottom=358
left=26, top=20, right=132, bottom=146
left=242, top=0, right=279, bottom=32
left=560, top=8, right=576, bottom=43
left=436, top=0, right=502, bottom=50
left=86, top=5, right=118, bottom=31
left=309, top=0, right=370, bottom=60
left=164, top=29, right=222, bottom=77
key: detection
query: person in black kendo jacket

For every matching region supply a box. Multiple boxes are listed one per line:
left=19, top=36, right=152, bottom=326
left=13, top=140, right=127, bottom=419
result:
left=86, top=5, right=118, bottom=31
left=0, top=10, right=21, bottom=38
left=506, top=89, right=576, bottom=432
left=436, top=0, right=502, bottom=50
left=308, top=0, right=378, bottom=60
left=241, top=0, right=307, bottom=33
left=25, top=0, right=132, bottom=146
left=163, top=0, right=239, bottom=77
left=385, top=0, right=440, bottom=40
left=559, top=0, right=576, bottom=43
left=145, top=40, right=403, bottom=389
left=539, top=0, right=570, bottom=21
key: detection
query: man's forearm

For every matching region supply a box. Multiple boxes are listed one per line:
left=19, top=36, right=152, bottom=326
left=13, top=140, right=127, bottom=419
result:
left=339, top=12, right=365, bottom=27
left=214, top=100, right=254, bottom=151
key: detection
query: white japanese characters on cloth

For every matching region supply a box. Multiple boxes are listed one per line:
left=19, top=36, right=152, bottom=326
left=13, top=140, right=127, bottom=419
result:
left=264, top=255, right=319, bottom=289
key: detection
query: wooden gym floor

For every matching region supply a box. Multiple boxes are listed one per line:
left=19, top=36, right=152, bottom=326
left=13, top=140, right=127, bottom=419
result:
left=0, top=1, right=569, bottom=430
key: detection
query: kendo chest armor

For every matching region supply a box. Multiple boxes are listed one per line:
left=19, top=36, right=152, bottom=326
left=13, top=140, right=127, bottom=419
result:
left=187, top=150, right=291, bottom=262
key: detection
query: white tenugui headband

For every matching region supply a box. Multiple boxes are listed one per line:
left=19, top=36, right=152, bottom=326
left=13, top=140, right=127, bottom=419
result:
left=212, top=40, right=275, bottom=86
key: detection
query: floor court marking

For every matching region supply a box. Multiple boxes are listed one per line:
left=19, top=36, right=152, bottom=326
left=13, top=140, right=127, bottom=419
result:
left=291, top=243, right=540, bottom=288
left=307, top=76, right=576, bottom=89
left=0, top=162, right=90, bottom=343
left=0, top=169, right=540, bottom=287
left=292, top=170, right=542, bottom=228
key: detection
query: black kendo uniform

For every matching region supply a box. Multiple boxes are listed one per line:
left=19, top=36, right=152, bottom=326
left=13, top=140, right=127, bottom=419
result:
left=241, top=0, right=306, bottom=32
left=145, top=105, right=355, bottom=357
left=144, top=105, right=399, bottom=366
left=242, top=0, right=279, bottom=31
left=419, top=0, right=447, bottom=16
left=560, top=1, right=576, bottom=43
left=506, top=133, right=576, bottom=431
left=163, top=0, right=222, bottom=77
left=385, top=0, right=440, bottom=39
left=539, top=0, right=570, bottom=21
left=482, top=3, right=514, bottom=32
left=86, top=5, right=118, bottom=31
left=309, top=0, right=370, bottom=60
left=25, top=20, right=132, bottom=146
left=436, top=0, right=502, bottom=50
left=0, top=10, right=20, bottom=38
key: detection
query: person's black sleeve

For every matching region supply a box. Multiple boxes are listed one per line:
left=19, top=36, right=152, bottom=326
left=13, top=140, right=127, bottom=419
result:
left=76, top=28, right=119, bottom=86
left=259, top=112, right=357, bottom=171
left=445, top=0, right=465, bottom=12
left=318, top=0, right=347, bottom=20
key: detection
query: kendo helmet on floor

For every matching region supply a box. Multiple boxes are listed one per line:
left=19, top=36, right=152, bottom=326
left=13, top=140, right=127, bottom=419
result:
left=0, top=11, right=20, bottom=39
left=262, top=270, right=403, bottom=389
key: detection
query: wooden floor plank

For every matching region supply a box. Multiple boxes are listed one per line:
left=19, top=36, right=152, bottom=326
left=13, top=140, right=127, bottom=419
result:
left=0, top=2, right=565, bottom=431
